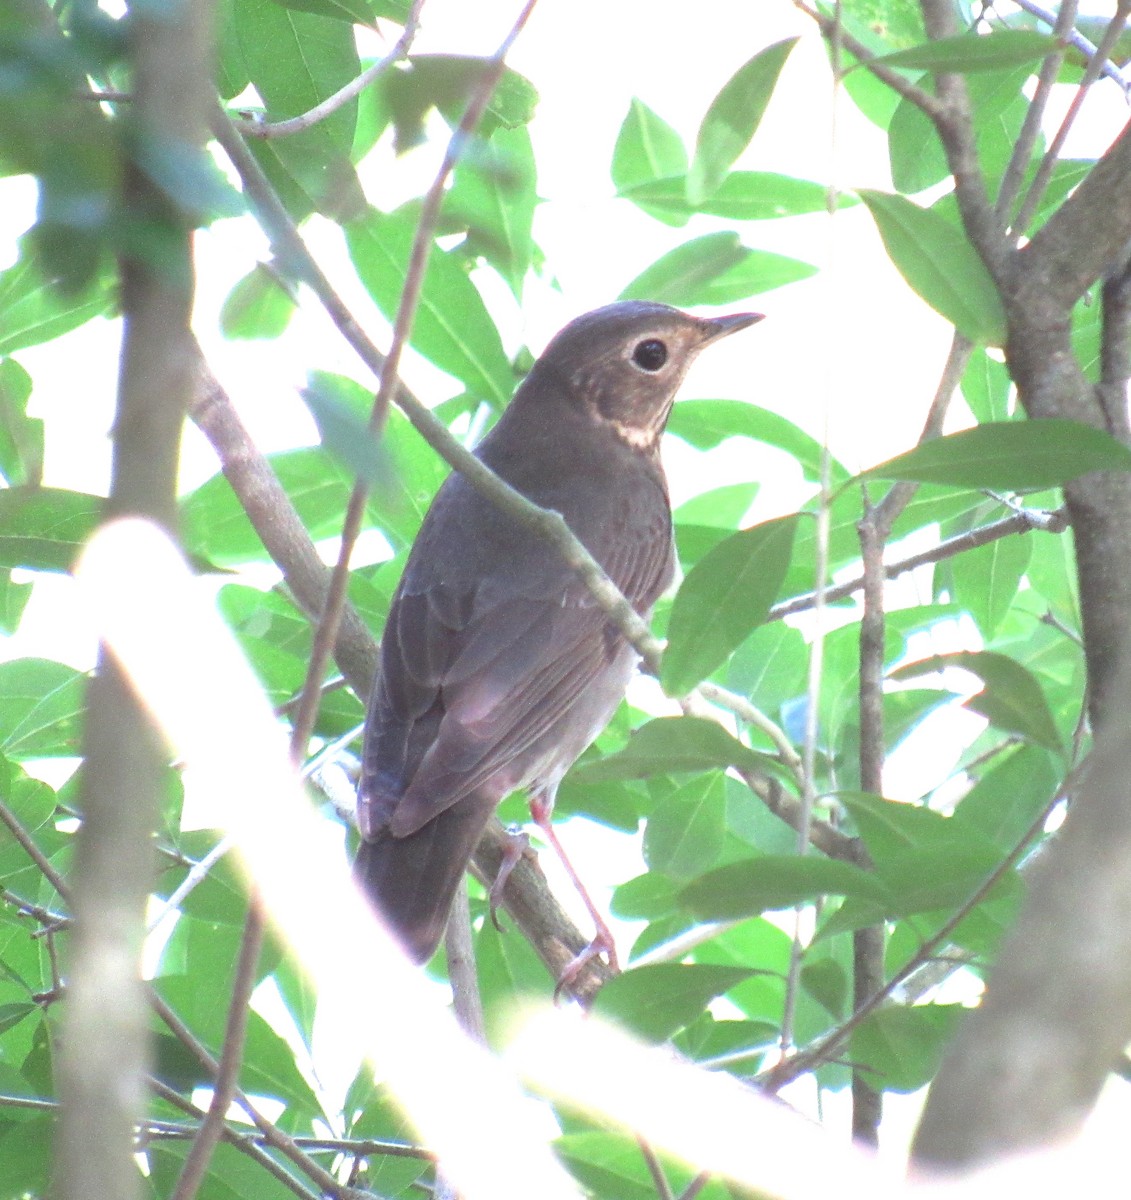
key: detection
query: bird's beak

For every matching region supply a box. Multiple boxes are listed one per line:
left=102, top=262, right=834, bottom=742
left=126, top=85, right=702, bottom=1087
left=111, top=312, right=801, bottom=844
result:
left=697, top=311, right=764, bottom=344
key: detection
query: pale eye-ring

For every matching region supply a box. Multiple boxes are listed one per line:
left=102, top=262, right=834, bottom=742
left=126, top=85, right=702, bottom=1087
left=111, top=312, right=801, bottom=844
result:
left=631, top=338, right=668, bottom=372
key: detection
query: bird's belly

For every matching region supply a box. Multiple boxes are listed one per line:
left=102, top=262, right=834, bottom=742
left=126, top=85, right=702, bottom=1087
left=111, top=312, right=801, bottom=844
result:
left=500, top=642, right=639, bottom=801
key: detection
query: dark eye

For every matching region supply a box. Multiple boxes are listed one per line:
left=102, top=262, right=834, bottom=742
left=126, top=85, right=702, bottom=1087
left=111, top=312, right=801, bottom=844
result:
left=632, top=339, right=668, bottom=371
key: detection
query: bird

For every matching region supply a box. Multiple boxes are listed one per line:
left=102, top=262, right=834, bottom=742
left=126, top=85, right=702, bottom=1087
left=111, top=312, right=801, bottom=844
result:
left=355, top=300, right=762, bottom=966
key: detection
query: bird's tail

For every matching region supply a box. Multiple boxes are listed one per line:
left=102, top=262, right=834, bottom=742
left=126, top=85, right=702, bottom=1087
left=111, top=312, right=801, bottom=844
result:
left=353, top=794, right=497, bottom=964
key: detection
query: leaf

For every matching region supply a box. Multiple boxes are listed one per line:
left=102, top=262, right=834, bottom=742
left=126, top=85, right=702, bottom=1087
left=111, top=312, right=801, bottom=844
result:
left=0, top=658, right=85, bottom=760
left=955, top=744, right=1061, bottom=850
left=668, top=399, right=851, bottom=484
left=662, top=516, right=797, bottom=695
left=951, top=530, right=1031, bottom=638
left=858, top=190, right=1005, bottom=345
left=219, top=264, right=296, bottom=340
left=0, top=242, right=115, bottom=356
left=445, top=124, right=537, bottom=296
left=0, top=359, right=43, bottom=487
left=861, top=419, right=1131, bottom=490
left=302, top=371, right=388, bottom=488
left=851, top=1005, right=963, bottom=1093
left=621, top=171, right=854, bottom=222
left=893, top=650, right=1064, bottom=751
left=231, top=0, right=363, bottom=219
left=872, top=30, right=1058, bottom=73
left=570, top=716, right=775, bottom=783
left=620, top=233, right=814, bottom=306
left=346, top=206, right=513, bottom=405
left=643, top=772, right=727, bottom=879
left=0, top=487, right=103, bottom=572
left=687, top=38, right=798, bottom=204
left=680, top=855, right=888, bottom=921
left=593, top=963, right=755, bottom=1042
left=272, top=0, right=376, bottom=24
left=612, top=100, right=688, bottom=227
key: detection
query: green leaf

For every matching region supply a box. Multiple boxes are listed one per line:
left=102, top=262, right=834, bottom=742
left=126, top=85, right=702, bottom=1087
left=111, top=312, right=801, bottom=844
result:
left=219, top=264, right=296, bottom=340
left=894, top=650, right=1064, bottom=751
left=181, top=448, right=351, bottom=565
left=302, top=371, right=387, bottom=488
left=643, top=772, right=727, bottom=879
left=961, top=347, right=1011, bottom=423
left=861, top=419, right=1131, bottom=490
left=272, top=0, right=377, bottom=24
left=872, top=30, right=1058, bottom=73
left=951, top=530, right=1031, bottom=638
left=662, top=516, right=797, bottom=695
left=445, top=124, right=537, bottom=297
left=956, top=744, right=1060, bottom=849
left=612, top=100, right=687, bottom=225
left=231, top=0, right=363, bottom=219
left=0, top=487, right=103, bottom=572
left=346, top=206, right=513, bottom=405
left=680, top=855, right=888, bottom=921
left=619, top=233, right=814, bottom=306
left=570, top=716, right=775, bottom=783
left=687, top=38, right=798, bottom=204
left=0, top=359, right=43, bottom=487
left=593, top=963, right=755, bottom=1042
left=0, top=242, right=115, bottom=356
left=668, top=399, right=850, bottom=484
left=621, top=171, right=853, bottom=222
left=858, top=190, right=1005, bottom=345
left=0, top=658, right=85, bottom=760
left=851, top=1005, right=963, bottom=1093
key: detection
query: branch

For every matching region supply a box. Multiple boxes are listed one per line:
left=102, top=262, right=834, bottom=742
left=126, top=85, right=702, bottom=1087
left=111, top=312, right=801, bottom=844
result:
left=996, top=0, right=1078, bottom=230
left=1012, top=1, right=1131, bottom=240
left=851, top=499, right=887, bottom=1145
left=188, top=353, right=378, bottom=698
left=770, top=504, right=1068, bottom=621
left=1018, top=110, right=1131, bottom=310
left=231, top=0, right=424, bottom=139
left=1010, top=0, right=1131, bottom=94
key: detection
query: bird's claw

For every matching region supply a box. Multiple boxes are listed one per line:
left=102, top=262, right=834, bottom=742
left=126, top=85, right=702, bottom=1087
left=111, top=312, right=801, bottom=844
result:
left=489, top=826, right=531, bottom=931
left=554, top=930, right=619, bottom=1001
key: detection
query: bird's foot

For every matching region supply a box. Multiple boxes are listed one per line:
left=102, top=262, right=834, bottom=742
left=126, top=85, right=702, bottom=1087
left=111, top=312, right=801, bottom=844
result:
left=488, top=826, right=530, bottom=931
left=554, top=929, right=618, bottom=1001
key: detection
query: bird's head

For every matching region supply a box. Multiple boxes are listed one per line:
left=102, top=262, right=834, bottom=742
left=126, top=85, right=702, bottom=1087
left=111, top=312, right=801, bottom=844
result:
left=529, top=301, right=763, bottom=452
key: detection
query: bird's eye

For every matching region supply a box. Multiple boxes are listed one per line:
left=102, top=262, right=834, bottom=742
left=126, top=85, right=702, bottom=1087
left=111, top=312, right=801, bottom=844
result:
left=631, top=339, right=668, bottom=372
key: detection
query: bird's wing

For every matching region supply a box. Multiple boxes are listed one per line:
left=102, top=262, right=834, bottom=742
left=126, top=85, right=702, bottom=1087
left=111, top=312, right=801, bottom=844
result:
left=363, top=482, right=672, bottom=838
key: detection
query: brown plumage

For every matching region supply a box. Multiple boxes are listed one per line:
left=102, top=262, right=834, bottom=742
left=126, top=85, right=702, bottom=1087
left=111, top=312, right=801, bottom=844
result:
left=355, top=301, right=761, bottom=962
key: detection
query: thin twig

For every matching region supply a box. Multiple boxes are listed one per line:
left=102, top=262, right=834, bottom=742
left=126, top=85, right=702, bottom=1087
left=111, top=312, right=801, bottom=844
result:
left=850, top=495, right=886, bottom=1147
left=791, top=0, right=946, bottom=118
left=762, top=781, right=1064, bottom=1091
left=0, top=799, right=70, bottom=898
left=149, top=991, right=349, bottom=1197
left=996, top=0, right=1077, bottom=231
left=172, top=904, right=266, bottom=1200
left=1013, top=1, right=1131, bottom=237
left=1010, top=0, right=1131, bottom=94
left=147, top=1078, right=322, bottom=1200
left=232, top=0, right=424, bottom=139
left=770, top=504, right=1067, bottom=620
left=635, top=1137, right=676, bottom=1200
